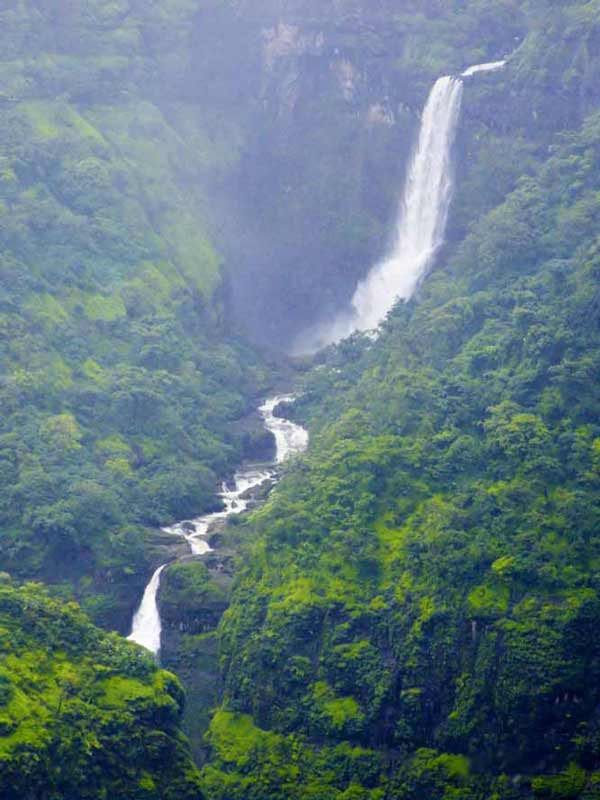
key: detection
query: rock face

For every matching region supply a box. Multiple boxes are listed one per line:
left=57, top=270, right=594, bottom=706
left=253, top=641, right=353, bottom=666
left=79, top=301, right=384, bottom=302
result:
left=187, top=1, right=528, bottom=351
left=190, top=4, right=421, bottom=349
left=160, top=559, right=232, bottom=636
left=188, top=0, right=599, bottom=353
left=159, top=557, right=235, bottom=764
left=263, top=22, right=325, bottom=72
left=157, top=467, right=277, bottom=762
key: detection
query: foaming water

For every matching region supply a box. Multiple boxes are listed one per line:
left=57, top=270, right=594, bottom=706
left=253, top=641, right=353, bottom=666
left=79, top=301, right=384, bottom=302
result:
left=127, top=396, right=308, bottom=655
left=349, top=76, right=463, bottom=330
left=127, top=565, right=166, bottom=654
left=260, top=395, right=309, bottom=463
left=295, top=60, right=506, bottom=354
left=462, top=60, right=505, bottom=77
left=162, top=465, right=274, bottom=557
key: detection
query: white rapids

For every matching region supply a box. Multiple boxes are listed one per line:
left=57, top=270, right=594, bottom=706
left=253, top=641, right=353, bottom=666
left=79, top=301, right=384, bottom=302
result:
left=260, top=395, right=309, bottom=463
left=127, top=395, right=308, bottom=655
left=461, top=60, right=506, bottom=77
left=296, top=59, right=506, bottom=353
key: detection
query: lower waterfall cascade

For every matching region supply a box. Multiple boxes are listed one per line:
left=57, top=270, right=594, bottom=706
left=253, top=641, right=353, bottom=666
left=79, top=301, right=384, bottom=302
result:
left=127, top=396, right=308, bottom=655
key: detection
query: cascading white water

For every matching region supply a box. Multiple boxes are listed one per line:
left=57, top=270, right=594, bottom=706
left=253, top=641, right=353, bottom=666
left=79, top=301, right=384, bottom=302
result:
left=260, top=395, right=309, bottom=463
left=127, top=396, right=308, bottom=655
left=128, top=61, right=507, bottom=655
left=349, top=75, right=463, bottom=331
left=295, top=61, right=506, bottom=353
left=162, top=465, right=275, bottom=558
left=127, top=565, right=166, bottom=654
left=461, top=60, right=505, bottom=77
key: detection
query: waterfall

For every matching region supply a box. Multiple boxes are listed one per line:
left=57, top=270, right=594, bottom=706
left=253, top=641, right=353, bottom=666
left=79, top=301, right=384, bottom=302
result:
left=462, top=60, right=505, bottom=77
left=295, top=61, right=506, bottom=353
left=349, top=75, right=463, bottom=331
left=260, top=396, right=309, bottom=463
left=127, top=565, right=166, bottom=655
left=127, top=396, right=309, bottom=656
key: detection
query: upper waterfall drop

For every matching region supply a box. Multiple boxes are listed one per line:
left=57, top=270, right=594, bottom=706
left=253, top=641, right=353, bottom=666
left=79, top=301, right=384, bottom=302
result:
left=349, top=75, right=463, bottom=332
left=295, top=60, right=506, bottom=354
left=461, top=60, right=506, bottom=77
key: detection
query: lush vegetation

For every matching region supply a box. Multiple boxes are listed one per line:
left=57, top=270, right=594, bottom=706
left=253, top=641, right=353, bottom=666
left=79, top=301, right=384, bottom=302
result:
left=159, top=560, right=233, bottom=764
left=0, top=579, right=203, bottom=798
left=200, top=3, right=600, bottom=797
left=2, top=0, right=600, bottom=796
left=0, top=0, right=270, bottom=629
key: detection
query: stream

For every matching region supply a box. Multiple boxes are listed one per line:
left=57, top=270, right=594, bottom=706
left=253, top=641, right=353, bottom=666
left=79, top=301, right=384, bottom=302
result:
left=127, top=395, right=309, bottom=655
left=128, top=61, right=507, bottom=657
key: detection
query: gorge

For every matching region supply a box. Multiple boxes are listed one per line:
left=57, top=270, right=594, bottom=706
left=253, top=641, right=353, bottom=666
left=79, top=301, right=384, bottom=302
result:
left=129, top=59, right=504, bottom=660
left=2, top=2, right=600, bottom=799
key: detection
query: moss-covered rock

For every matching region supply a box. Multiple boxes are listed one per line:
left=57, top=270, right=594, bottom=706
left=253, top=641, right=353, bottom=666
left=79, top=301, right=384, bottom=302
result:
left=0, top=582, right=204, bottom=799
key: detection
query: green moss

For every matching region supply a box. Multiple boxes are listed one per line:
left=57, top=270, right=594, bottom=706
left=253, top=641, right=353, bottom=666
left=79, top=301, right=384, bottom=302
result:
left=97, top=675, right=155, bottom=709
left=312, top=682, right=365, bottom=732
left=269, top=578, right=322, bottom=612
left=208, top=711, right=281, bottom=766
left=374, top=516, right=409, bottom=577
left=532, top=764, right=587, bottom=798
left=81, top=292, right=127, bottom=322
left=467, top=582, right=510, bottom=618
left=322, top=696, right=363, bottom=729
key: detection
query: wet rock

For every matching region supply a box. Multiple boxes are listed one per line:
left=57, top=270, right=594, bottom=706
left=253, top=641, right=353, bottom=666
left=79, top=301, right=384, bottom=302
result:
left=207, top=532, right=224, bottom=549
left=244, top=428, right=277, bottom=461
left=181, top=521, right=196, bottom=533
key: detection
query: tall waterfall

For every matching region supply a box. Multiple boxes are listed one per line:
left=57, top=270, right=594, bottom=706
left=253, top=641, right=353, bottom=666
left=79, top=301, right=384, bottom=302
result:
left=295, top=61, right=505, bottom=353
left=350, top=75, right=463, bottom=332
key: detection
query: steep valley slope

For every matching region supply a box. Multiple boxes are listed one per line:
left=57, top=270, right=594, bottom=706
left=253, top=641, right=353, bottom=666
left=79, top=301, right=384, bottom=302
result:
left=2, top=1, right=600, bottom=798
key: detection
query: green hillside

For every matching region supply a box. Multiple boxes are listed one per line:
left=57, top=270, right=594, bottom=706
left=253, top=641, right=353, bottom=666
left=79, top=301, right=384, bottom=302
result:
left=0, top=0, right=268, bottom=629
left=2, top=0, right=600, bottom=797
left=200, top=4, right=600, bottom=798
left=0, top=579, right=203, bottom=798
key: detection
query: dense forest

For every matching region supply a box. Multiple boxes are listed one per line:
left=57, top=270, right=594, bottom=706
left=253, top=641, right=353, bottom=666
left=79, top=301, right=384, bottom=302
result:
left=2, top=0, right=600, bottom=798
left=0, top=0, right=272, bottom=631
left=0, top=580, right=204, bottom=798
left=209, top=93, right=600, bottom=800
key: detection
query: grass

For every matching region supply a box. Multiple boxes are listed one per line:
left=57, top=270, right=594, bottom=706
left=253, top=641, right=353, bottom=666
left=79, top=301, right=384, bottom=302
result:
left=97, top=675, right=155, bottom=708
left=209, top=710, right=282, bottom=766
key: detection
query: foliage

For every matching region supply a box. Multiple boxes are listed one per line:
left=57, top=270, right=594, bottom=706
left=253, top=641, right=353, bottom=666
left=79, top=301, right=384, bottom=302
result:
left=0, top=581, right=204, bottom=799
left=3, top=1, right=600, bottom=798
left=202, top=15, right=600, bottom=798
left=0, top=0, right=270, bottom=627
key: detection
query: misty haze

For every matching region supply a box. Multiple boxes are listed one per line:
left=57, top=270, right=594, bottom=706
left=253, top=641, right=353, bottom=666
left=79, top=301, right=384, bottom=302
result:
left=1, top=3, right=600, bottom=799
